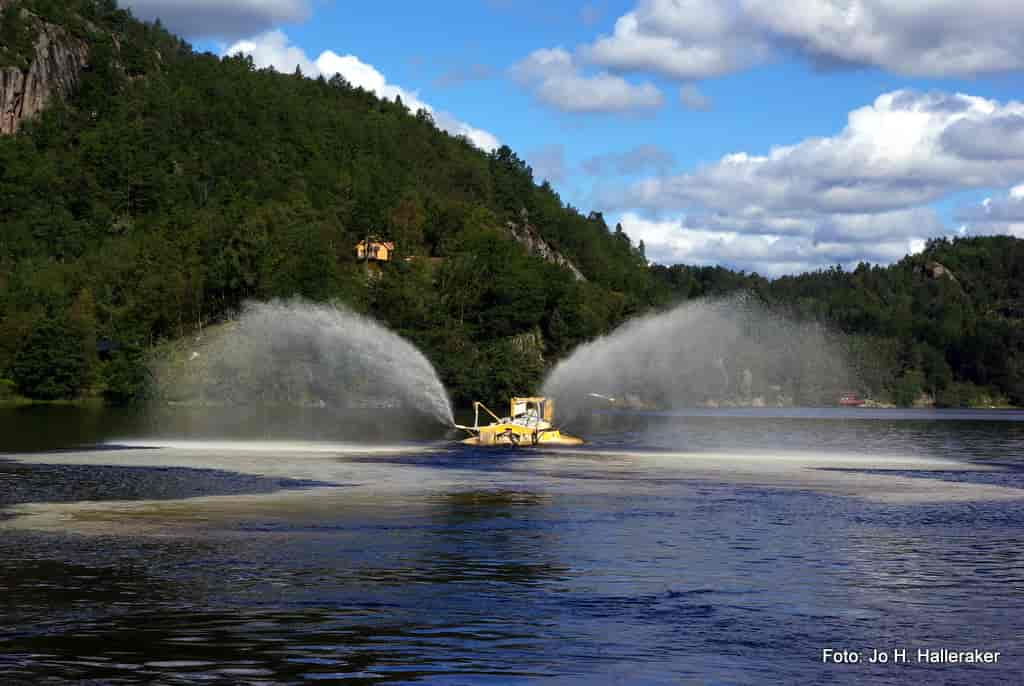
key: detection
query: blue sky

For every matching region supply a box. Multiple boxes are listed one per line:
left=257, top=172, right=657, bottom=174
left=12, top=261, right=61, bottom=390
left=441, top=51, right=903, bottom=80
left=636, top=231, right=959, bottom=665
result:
left=124, top=0, right=1024, bottom=276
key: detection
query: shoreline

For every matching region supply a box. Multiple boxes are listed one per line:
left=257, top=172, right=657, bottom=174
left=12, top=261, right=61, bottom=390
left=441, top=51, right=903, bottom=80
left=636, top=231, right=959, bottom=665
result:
left=0, top=396, right=1019, bottom=411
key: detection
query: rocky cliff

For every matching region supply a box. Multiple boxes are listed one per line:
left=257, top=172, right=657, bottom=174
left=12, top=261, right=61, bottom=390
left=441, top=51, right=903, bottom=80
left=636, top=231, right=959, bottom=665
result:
left=506, top=211, right=586, bottom=282
left=0, top=6, right=90, bottom=135
left=921, top=260, right=959, bottom=285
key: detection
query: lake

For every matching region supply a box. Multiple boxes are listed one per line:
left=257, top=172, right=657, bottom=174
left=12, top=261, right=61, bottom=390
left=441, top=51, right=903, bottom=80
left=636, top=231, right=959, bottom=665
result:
left=1, top=406, right=1023, bottom=684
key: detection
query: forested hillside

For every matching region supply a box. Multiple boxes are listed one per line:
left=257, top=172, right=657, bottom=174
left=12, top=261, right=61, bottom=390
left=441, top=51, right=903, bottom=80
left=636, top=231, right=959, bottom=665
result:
left=1, top=0, right=1022, bottom=409
left=0, top=0, right=657, bottom=407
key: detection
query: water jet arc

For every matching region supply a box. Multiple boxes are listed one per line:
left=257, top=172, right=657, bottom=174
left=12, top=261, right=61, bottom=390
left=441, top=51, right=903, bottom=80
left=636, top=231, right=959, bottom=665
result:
left=155, top=300, right=454, bottom=431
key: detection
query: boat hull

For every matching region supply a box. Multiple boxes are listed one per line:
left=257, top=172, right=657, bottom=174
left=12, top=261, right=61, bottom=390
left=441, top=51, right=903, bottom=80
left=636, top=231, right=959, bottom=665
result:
left=461, top=427, right=584, bottom=447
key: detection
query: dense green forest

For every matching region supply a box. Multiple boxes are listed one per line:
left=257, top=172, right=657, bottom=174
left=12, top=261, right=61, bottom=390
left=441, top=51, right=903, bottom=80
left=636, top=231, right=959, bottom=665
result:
left=1, top=0, right=1022, bottom=409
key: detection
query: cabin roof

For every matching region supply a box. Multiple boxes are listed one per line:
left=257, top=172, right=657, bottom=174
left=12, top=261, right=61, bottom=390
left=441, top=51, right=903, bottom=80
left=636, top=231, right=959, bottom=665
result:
left=356, top=238, right=394, bottom=248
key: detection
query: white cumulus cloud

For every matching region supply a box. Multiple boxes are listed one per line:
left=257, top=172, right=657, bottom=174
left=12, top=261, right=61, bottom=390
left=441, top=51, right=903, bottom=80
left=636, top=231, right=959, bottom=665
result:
left=227, top=30, right=318, bottom=74
left=744, top=0, right=1024, bottom=77
left=618, top=91, right=1024, bottom=216
left=581, top=0, right=770, bottom=80
left=225, top=31, right=500, bottom=151
left=510, top=47, right=663, bottom=114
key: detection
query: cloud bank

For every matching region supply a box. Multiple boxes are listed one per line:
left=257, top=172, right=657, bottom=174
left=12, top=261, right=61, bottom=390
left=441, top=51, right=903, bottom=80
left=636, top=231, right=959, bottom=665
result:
left=581, top=0, right=1024, bottom=81
left=604, top=90, right=1024, bottom=275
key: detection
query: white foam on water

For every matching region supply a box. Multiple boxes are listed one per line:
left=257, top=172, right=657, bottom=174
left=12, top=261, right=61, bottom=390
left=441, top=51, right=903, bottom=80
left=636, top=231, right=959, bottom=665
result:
left=2, top=443, right=1023, bottom=538
left=109, top=439, right=431, bottom=454
left=0, top=442, right=449, bottom=491
left=543, top=448, right=983, bottom=471
left=529, top=447, right=1023, bottom=503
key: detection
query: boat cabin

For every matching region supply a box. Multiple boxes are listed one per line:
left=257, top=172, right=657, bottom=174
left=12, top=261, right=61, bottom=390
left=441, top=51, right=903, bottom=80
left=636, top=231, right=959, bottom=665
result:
left=510, top=396, right=554, bottom=423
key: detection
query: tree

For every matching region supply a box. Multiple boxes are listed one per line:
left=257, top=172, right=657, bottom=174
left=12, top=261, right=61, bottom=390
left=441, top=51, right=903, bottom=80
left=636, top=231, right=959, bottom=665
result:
left=102, top=344, right=150, bottom=404
left=415, top=108, right=434, bottom=126
left=11, top=315, right=89, bottom=400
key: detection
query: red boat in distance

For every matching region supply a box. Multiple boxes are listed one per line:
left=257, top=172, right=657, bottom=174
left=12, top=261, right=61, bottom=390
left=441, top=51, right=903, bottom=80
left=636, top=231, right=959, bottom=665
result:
left=839, top=393, right=865, bottom=407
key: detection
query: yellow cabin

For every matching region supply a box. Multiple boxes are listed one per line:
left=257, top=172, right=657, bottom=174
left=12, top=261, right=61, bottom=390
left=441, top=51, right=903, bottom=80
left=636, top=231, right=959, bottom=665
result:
left=356, top=239, right=395, bottom=262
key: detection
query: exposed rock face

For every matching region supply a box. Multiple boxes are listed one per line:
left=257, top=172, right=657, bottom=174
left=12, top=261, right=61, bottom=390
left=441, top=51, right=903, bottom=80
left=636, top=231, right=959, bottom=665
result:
left=1, top=12, right=90, bottom=135
left=921, top=260, right=959, bottom=285
left=506, top=212, right=586, bottom=282
left=509, top=329, right=545, bottom=363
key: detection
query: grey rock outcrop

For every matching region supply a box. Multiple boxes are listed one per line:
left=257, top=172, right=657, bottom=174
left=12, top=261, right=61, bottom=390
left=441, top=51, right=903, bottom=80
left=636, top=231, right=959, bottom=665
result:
left=921, top=260, right=959, bottom=285
left=509, top=329, right=545, bottom=362
left=1, top=12, right=90, bottom=135
left=506, top=212, right=586, bottom=282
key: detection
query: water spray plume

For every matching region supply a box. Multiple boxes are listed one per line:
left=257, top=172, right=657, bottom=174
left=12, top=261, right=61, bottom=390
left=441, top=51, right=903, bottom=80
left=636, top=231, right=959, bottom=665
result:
left=542, top=295, right=856, bottom=421
left=155, top=300, right=453, bottom=428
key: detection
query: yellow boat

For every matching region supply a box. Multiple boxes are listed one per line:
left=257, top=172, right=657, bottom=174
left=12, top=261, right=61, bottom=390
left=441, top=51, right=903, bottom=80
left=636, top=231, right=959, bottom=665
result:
left=455, top=396, right=584, bottom=447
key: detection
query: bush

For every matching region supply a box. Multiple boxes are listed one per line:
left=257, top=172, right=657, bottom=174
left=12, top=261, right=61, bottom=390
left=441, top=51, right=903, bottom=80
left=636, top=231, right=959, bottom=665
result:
left=938, top=382, right=1012, bottom=408
left=0, top=378, right=17, bottom=400
left=892, top=369, right=925, bottom=407
left=10, top=316, right=89, bottom=400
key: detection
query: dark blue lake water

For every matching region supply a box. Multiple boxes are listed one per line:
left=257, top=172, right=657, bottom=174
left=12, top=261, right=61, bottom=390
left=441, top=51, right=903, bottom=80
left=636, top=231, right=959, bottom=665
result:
left=1, top=407, right=1023, bottom=684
